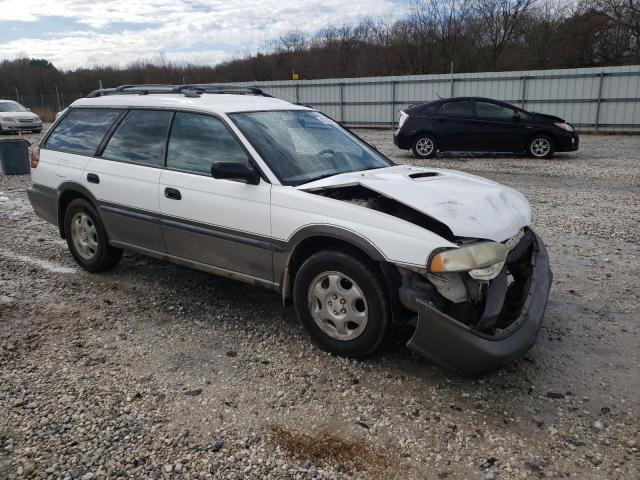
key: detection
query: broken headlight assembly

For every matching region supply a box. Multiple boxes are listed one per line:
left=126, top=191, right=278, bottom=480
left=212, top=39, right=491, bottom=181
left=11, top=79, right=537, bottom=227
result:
left=428, top=242, right=507, bottom=276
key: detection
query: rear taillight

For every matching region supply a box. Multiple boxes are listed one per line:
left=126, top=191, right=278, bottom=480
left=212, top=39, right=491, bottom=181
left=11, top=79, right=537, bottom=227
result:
left=398, top=111, right=409, bottom=130
left=30, top=145, right=40, bottom=169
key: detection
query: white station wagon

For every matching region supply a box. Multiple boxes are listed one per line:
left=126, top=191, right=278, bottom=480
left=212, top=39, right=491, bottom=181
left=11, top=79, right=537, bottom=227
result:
left=27, top=84, right=552, bottom=375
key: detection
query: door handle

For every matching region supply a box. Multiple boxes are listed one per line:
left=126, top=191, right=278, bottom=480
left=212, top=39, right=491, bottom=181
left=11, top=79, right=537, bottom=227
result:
left=87, top=173, right=100, bottom=184
left=164, top=187, right=182, bottom=200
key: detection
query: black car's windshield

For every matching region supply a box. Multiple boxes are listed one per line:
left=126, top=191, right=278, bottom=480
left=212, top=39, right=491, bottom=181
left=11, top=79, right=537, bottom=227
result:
left=230, top=110, right=391, bottom=186
left=0, top=102, right=28, bottom=112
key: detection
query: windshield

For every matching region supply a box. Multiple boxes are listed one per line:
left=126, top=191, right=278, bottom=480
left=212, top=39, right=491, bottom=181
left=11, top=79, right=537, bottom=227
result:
left=0, top=102, right=28, bottom=112
left=230, top=110, right=392, bottom=186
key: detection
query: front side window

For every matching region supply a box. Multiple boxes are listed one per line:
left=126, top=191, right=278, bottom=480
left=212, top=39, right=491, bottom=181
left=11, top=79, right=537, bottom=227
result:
left=476, top=101, right=516, bottom=120
left=46, top=108, right=121, bottom=155
left=166, top=113, right=250, bottom=175
left=102, top=110, right=173, bottom=166
left=230, top=110, right=391, bottom=186
left=439, top=100, right=473, bottom=117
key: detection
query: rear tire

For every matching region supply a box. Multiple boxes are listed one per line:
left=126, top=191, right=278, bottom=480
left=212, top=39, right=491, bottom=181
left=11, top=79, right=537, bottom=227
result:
left=293, top=250, right=389, bottom=358
left=527, top=134, right=555, bottom=159
left=64, top=198, right=122, bottom=272
left=412, top=134, right=437, bottom=159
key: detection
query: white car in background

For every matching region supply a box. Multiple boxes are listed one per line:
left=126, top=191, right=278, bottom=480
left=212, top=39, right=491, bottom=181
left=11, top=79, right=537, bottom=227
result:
left=0, top=100, right=43, bottom=133
left=27, top=84, right=552, bottom=375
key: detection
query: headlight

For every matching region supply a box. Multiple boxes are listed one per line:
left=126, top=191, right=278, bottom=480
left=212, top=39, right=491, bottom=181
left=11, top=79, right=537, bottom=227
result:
left=429, top=242, right=507, bottom=273
left=554, top=122, right=574, bottom=132
left=2, top=117, right=18, bottom=123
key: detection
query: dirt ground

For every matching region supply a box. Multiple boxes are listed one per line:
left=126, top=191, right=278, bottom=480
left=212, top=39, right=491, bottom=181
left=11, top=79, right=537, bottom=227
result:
left=1, top=126, right=638, bottom=480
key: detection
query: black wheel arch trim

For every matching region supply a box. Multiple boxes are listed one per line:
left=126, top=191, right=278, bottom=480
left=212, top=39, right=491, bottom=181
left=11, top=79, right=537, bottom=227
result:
left=276, top=224, right=389, bottom=303
left=56, top=181, right=101, bottom=238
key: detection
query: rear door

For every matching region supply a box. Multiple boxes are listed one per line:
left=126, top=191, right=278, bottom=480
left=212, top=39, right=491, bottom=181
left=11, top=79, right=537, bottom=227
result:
left=42, top=108, right=123, bottom=186
left=159, top=112, right=272, bottom=283
left=431, top=100, right=477, bottom=151
left=473, top=100, right=527, bottom=152
left=82, top=109, right=174, bottom=252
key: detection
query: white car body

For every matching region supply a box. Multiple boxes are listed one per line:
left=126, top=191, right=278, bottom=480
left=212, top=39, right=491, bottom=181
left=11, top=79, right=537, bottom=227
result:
left=27, top=87, right=552, bottom=374
left=0, top=100, right=43, bottom=132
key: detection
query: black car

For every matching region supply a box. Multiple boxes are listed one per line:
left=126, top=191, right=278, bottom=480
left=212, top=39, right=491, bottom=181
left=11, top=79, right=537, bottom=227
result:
left=394, top=97, right=579, bottom=159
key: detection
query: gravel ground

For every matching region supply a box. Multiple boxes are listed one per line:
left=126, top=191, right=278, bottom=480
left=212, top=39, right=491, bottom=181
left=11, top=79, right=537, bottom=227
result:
left=1, top=127, right=639, bottom=480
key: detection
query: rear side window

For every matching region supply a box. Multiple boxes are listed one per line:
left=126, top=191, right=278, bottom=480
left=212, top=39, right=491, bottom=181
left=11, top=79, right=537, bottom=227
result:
left=166, top=112, right=250, bottom=175
left=102, top=110, right=173, bottom=166
left=46, top=109, right=121, bottom=155
left=439, top=100, right=472, bottom=117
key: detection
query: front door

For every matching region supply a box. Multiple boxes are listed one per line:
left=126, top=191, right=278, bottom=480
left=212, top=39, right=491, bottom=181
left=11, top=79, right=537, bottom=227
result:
left=158, top=112, right=272, bottom=283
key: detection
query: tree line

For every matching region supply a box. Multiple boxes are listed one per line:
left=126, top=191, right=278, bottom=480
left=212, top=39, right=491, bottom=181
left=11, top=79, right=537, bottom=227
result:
left=1, top=0, right=639, bottom=98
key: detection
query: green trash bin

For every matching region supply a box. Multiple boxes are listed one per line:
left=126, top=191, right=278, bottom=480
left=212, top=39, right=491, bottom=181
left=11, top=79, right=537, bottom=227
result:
left=0, top=139, right=31, bottom=175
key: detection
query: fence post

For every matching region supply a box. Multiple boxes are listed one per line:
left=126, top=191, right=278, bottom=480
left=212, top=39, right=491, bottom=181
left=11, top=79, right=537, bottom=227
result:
left=339, top=82, right=345, bottom=123
left=520, top=76, right=527, bottom=108
left=40, top=93, right=45, bottom=107
left=61, top=92, right=65, bottom=109
left=54, top=85, right=61, bottom=111
left=449, top=75, right=455, bottom=97
left=391, top=80, right=397, bottom=126
left=295, top=83, right=299, bottom=104
left=15, top=86, right=19, bottom=102
left=594, top=71, right=605, bottom=131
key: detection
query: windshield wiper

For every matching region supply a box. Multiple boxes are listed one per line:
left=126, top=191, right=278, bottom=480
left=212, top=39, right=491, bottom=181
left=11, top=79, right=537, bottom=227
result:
left=299, top=172, right=342, bottom=185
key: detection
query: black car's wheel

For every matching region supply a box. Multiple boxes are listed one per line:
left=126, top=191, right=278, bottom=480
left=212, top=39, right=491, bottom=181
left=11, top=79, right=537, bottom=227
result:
left=293, top=249, right=389, bottom=358
left=412, top=134, right=437, bottom=159
left=527, top=134, right=555, bottom=159
left=64, top=198, right=122, bottom=272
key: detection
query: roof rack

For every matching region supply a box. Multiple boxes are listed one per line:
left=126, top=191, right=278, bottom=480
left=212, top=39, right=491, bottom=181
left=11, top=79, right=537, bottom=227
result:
left=86, top=83, right=272, bottom=99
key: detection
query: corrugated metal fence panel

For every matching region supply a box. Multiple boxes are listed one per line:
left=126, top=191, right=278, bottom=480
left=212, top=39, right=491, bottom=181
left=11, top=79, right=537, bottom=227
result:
left=232, top=65, right=640, bottom=130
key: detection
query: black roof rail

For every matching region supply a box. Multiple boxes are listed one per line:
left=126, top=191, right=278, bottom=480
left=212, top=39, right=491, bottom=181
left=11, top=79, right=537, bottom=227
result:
left=86, top=83, right=272, bottom=99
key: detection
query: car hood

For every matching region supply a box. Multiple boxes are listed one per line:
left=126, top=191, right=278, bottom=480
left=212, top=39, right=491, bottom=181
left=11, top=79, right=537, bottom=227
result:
left=299, top=165, right=531, bottom=242
left=531, top=112, right=565, bottom=123
left=0, top=111, right=41, bottom=121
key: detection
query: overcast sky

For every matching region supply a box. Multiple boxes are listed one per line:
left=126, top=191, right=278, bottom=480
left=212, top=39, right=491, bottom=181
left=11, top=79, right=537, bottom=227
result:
left=0, top=0, right=406, bottom=70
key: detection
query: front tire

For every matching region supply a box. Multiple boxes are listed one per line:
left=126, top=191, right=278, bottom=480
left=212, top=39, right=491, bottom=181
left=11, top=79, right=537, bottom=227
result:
left=528, top=134, right=555, bottom=159
left=412, top=134, right=437, bottom=159
left=293, top=250, right=389, bottom=358
left=64, top=198, right=122, bottom=272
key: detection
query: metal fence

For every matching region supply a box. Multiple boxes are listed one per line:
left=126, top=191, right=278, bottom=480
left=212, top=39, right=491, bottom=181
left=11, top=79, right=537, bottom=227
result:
left=3, top=65, right=639, bottom=131
left=233, top=65, right=640, bottom=131
left=1, top=92, right=84, bottom=112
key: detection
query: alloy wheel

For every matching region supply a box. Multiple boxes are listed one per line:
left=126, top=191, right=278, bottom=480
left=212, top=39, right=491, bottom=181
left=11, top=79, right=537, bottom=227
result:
left=530, top=137, right=551, bottom=157
left=416, top=137, right=434, bottom=156
left=71, top=212, right=99, bottom=260
left=307, top=271, right=368, bottom=341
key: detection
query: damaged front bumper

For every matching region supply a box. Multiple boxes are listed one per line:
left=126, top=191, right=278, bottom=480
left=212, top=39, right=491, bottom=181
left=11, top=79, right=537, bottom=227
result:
left=407, top=230, right=552, bottom=375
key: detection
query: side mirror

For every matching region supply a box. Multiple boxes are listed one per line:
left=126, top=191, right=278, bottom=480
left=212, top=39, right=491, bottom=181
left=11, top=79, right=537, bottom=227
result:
left=211, top=162, right=260, bottom=185
left=512, top=113, right=521, bottom=123
left=27, top=108, right=32, bottom=111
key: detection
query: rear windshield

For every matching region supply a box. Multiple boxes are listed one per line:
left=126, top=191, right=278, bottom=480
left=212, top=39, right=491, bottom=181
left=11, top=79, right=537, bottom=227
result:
left=46, top=108, right=122, bottom=156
